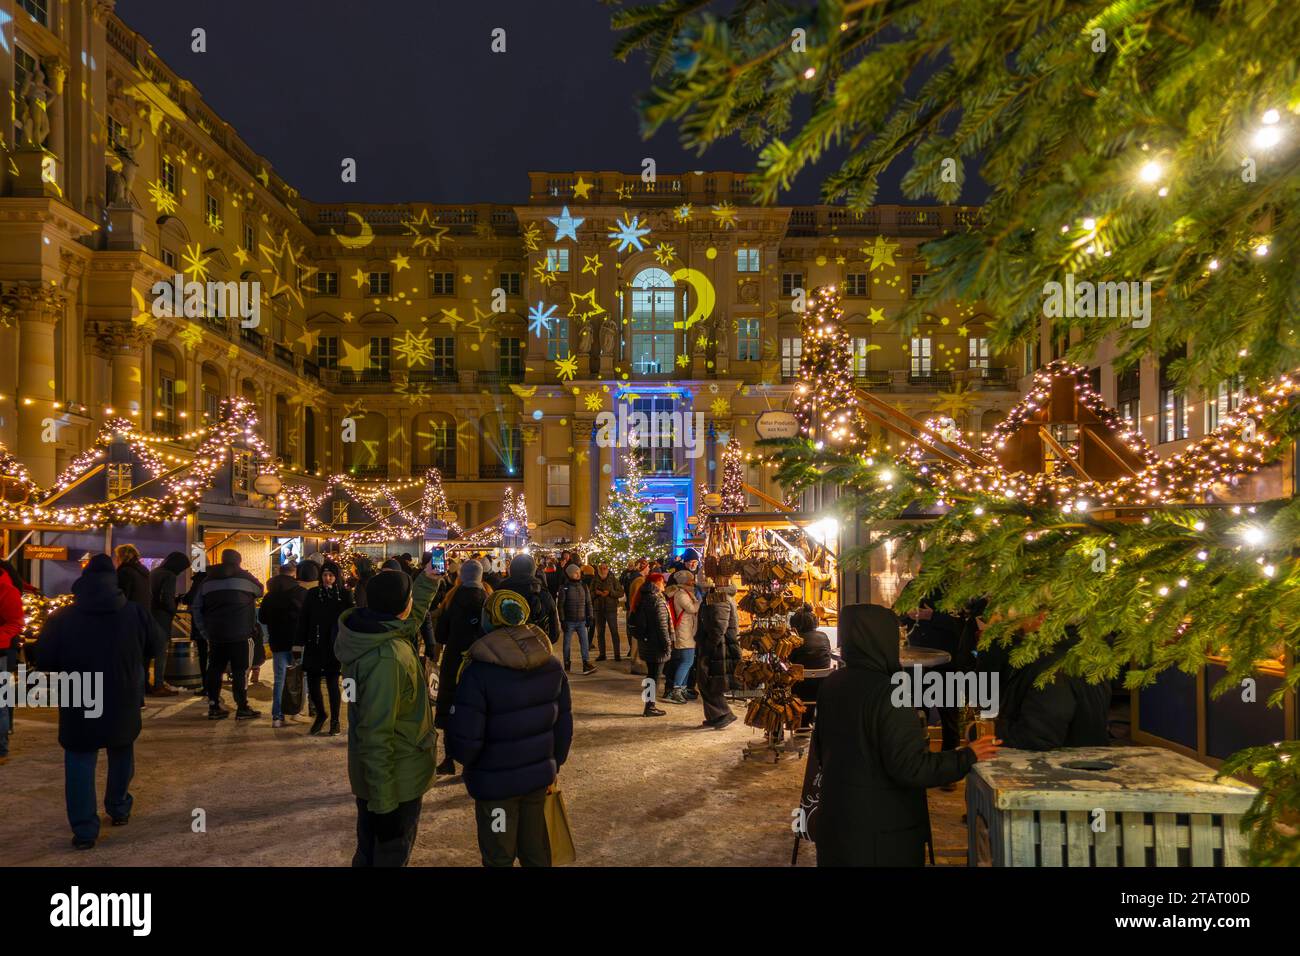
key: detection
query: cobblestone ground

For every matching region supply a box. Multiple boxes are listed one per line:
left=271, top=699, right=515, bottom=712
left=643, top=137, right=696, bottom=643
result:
left=0, top=656, right=970, bottom=867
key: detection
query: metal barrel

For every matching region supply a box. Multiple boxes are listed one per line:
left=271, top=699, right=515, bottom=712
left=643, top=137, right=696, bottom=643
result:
left=165, top=638, right=203, bottom=689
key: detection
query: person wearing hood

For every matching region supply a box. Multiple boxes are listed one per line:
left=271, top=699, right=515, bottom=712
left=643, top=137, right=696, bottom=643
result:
left=298, top=560, right=353, bottom=736
left=351, top=555, right=376, bottom=609
left=996, top=625, right=1111, bottom=751
left=192, top=549, right=264, bottom=721
left=498, top=553, right=559, bottom=645
left=590, top=563, right=624, bottom=662
left=115, top=544, right=165, bottom=697
left=664, top=569, right=700, bottom=703
left=335, top=563, right=441, bottom=867
left=557, top=563, right=596, bottom=675
left=446, top=589, right=572, bottom=867
left=632, top=572, right=672, bottom=717
left=433, top=558, right=489, bottom=776
left=146, top=551, right=189, bottom=698
left=695, top=578, right=740, bottom=729
left=813, top=603, right=1000, bottom=866
left=37, top=555, right=152, bottom=849
left=260, top=561, right=314, bottom=727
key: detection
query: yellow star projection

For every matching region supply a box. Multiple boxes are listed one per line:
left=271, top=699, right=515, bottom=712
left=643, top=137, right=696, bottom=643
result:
left=521, top=223, right=542, bottom=252
left=259, top=230, right=316, bottom=309
left=554, top=354, right=579, bottom=381
left=532, top=260, right=557, bottom=287
left=863, top=235, right=900, bottom=271
left=393, top=329, right=434, bottom=367
left=148, top=179, right=177, bottom=215
left=178, top=323, right=203, bottom=351
left=391, top=254, right=410, bottom=272
left=573, top=176, right=594, bottom=200
left=438, top=307, right=464, bottom=329
left=582, top=254, right=603, bottom=276
left=340, top=340, right=371, bottom=372
left=674, top=203, right=693, bottom=222
left=653, top=242, right=676, bottom=265
left=402, top=209, right=450, bottom=253
left=710, top=397, right=731, bottom=417
left=568, top=288, right=605, bottom=321
left=711, top=203, right=738, bottom=228
left=180, top=243, right=211, bottom=283
left=583, top=391, right=603, bottom=411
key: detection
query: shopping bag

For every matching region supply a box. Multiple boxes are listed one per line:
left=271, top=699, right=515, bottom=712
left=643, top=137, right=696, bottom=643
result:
left=281, top=660, right=304, bottom=716
left=543, top=783, right=576, bottom=866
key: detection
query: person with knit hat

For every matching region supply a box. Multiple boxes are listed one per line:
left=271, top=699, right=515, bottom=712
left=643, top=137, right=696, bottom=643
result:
left=192, top=549, right=264, bottom=720
left=432, top=558, right=489, bottom=775
left=36, top=554, right=152, bottom=849
left=335, top=562, right=443, bottom=866
left=498, top=553, right=559, bottom=645
left=557, top=562, right=596, bottom=675
left=663, top=569, right=701, bottom=704
left=259, top=560, right=313, bottom=727
left=298, top=560, right=353, bottom=736
left=446, top=589, right=572, bottom=866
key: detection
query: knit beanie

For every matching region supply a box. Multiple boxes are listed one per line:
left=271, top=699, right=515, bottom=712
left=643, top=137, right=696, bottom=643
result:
left=296, top=561, right=320, bottom=583
left=459, top=559, right=484, bottom=589
left=485, top=589, right=530, bottom=629
left=365, top=568, right=412, bottom=615
left=565, top=564, right=581, bottom=580
left=509, top=553, right=536, bottom=579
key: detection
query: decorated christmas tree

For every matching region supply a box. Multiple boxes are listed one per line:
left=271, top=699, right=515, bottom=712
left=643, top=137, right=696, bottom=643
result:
left=591, top=447, right=658, bottom=568
left=720, top=435, right=746, bottom=511
left=793, top=285, right=869, bottom=453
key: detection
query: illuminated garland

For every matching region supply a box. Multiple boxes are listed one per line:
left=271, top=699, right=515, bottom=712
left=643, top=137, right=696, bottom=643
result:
left=720, top=436, right=746, bottom=511
left=793, top=285, right=871, bottom=451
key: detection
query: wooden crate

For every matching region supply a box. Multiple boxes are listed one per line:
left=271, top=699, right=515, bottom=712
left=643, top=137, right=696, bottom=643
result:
left=965, top=746, right=1257, bottom=867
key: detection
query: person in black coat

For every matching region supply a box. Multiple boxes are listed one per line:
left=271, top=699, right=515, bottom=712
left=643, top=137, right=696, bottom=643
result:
left=37, top=554, right=151, bottom=849
left=900, top=588, right=965, bottom=752
left=498, top=554, right=559, bottom=645
left=997, top=627, right=1111, bottom=750
left=297, top=560, right=353, bottom=735
left=446, top=589, right=572, bottom=867
left=633, top=573, right=672, bottom=717
left=695, top=579, right=740, bottom=728
left=590, top=563, right=624, bottom=662
left=181, top=570, right=208, bottom=696
left=259, top=561, right=311, bottom=726
left=433, top=559, right=488, bottom=776
left=192, top=549, right=264, bottom=719
left=146, top=551, right=189, bottom=696
left=115, top=544, right=162, bottom=695
left=789, top=606, right=834, bottom=723
left=813, top=603, right=999, bottom=867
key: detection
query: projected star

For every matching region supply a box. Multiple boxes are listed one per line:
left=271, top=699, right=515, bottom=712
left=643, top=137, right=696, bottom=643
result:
left=547, top=206, right=584, bottom=242
left=582, top=254, right=603, bottom=276
left=402, top=208, right=450, bottom=253
left=573, top=177, right=594, bottom=200
left=568, top=288, right=605, bottom=321
left=554, top=354, right=579, bottom=381
left=608, top=213, right=651, bottom=253
left=528, top=301, right=559, bottom=338
left=863, top=235, right=900, bottom=272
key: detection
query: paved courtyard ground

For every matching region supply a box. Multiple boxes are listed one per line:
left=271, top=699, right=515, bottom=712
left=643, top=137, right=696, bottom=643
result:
left=0, top=657, right=970, bottom=867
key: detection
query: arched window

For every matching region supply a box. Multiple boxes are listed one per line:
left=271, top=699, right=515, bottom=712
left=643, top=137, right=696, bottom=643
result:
left=630, top=267, right=675, bottom=375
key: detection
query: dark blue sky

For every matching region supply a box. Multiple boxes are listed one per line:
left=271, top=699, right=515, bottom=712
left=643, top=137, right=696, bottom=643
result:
left=114, top=0, right=962, bottom=207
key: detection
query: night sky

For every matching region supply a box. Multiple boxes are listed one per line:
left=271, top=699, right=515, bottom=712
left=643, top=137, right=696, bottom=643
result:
left=112, top=0, right=960, bottom=208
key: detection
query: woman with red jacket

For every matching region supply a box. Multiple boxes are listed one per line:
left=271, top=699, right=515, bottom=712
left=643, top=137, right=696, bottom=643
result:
left=0, top=560, right=28, bottom=762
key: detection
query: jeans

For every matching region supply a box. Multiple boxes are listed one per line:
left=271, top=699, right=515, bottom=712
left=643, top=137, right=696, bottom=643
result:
left=562, top=621, right=590, bottom=665
left=353, top=796, right=423, bottom=867
left=670, top=648, right=696, bottom=689
left=593, top=605, right=621, bottom=658
left=475, top=786, right=551, bottom=867
left=271, top=650, right=295, bottom=720
left=64, top=745, right=134, bottom=842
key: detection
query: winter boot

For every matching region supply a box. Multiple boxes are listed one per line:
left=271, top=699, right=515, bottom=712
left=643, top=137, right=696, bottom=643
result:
left=642, top=701, right=666, bottom=717
left=309, top=715, right=327, bottom=736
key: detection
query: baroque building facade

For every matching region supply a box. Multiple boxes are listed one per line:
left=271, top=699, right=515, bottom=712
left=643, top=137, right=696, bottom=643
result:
left=1, top=1, right=1024, bottom=547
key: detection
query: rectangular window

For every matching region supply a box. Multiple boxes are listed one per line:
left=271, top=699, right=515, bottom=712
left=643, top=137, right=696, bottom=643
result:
left=1159, top=351, right=1188, bottom=443
left=21, top=0, right=49, bottom=28
left=498, top=272, right=522, bottom=296
left=547, top=463, right=571, bottom=507
left=203, top=387, right=220, bottom=422
left=781, top=273, right=804, bottom=297
left=232, top=452, right=252, bottom=496
left=845, top=273, right=868, bottom=297
left=852, top=338, right=871, bottom=377
left=1116, top=368, right=1140, bottom=426
left=736, top=248, right=761, bottom=273
left=205, top=193, right=222, bottom=231
left=369, top=337, right=391, bottom=372
left=910, top=337, right=932, bottom=376
left=780, top=336, right=802, bottom=379
left=424, top=419, right=455, bottom=472
left=243, top=222, right=256, bottom=254
left=332, top=500, right=349, bottom=525
left=545, top=317, right=570, bottom=361
left=1206, top=376, right=1244, bottom=432
left=161, top=249, right=177, bottom=269
left=736, top=319, right=760, bottom=362
left=630, top=280, right=675, bottom=375
left=159, top=376, right=176, bottom=424
left=544, top=248, right=570, bottom=273
left=107, top=116, right=124, bottom=150
left=316, top=336, right=339, bottom=370
left=367, top=272, right=390, bottom=296
left=631, top=396, right=675, bottom=474
left=968, top=337, right=990, bottom=370
left=161, top=157, right=177, bottom=196
left=499, top=337, right=523, bottom=378
left=910, top=274, right=929, bottom=296
left=106, top=463, right=133, bottom=500
left=315, top=271, right=338, bottom=296
left=432, top=337, right=455, bottom=377
left=431, top=272, right=455, bottom=296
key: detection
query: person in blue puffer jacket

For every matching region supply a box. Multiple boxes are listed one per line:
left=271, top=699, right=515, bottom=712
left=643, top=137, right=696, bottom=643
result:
left=446, top=589, right=572, bottom=867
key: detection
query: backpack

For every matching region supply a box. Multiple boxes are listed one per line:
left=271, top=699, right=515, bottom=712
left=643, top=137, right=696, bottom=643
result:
left=666, top=591, right=682, bottom=630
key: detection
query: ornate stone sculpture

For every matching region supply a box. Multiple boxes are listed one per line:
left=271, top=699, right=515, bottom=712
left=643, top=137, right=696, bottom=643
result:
left=577, top=319, right=594, bottom=355
left=598, top=316, right=616, bottom=358
left=107, top=120, right=145, bottom=208
left=17, top=65, right=51, bottom=149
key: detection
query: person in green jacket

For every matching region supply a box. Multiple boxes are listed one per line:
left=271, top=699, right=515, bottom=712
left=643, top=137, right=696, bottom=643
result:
left=335, top=563, right=440, bottom=867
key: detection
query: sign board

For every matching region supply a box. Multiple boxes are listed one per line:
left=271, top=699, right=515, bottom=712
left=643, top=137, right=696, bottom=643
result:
left=702, top=492, right=723, bottom=509
left=526, top=521, right=537, bottom=530
left=438, top=510, right=458, bottom=523
left=24, top=544, right=68, bottom=561
left=755, top=410, right=800, bottom=440
left=253, top=473, right=283, bottom=496
left=687, top=515, right=698, bottom=525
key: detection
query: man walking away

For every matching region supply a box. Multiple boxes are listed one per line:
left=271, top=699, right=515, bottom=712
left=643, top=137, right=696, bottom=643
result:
left=558, top=563, right=595, bottom=675
left=447, top=590, right=572, bottom=867
left=499, top=553, right=559, bottom=646
left=192, top=549, right=264, bottom=720
left=335, top=563, right=441, bottom=867
left=590, top=563, right=623, bottom=662
left=147, top=551, right=188, bottom=697
left=258, top=561, right=309, bottom=728
left=37, top=555, right=151, bottom=849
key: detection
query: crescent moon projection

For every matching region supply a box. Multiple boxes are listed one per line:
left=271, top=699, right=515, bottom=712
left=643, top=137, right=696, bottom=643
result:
left=330, top=211, right=374, bottom=249
left=672, top=267, right=716, bottom=332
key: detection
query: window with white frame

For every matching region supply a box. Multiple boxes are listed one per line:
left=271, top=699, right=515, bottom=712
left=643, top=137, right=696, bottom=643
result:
left=780, top=336, right=802, bottom=379
left=736, top=319, right=760, bottom=361
left=498, top=272, right=522, bottom=296
left=316, top=271, right=338, bottom=295
left=316, top=336, right=339, bottom=369
left=545, top=317, right=570, bottom=360
left=1116, top=368, right=1140, bottom=426
left=367, top=271, right=390, bottom=296
left=547, top=463, right=571, bottom=506
left=968, top=337, right=990, bottom=369
left=332, top=500, right=349, bottom=525
left=845, top=273, right=868, bottom=297
left=545, top=248, right=570, bottom=272
left=106, top=463, right=133, bottom=500
left=1206, top=375, right=1244, bottom=432
left=910, top=337, right=932, bottom=376
left=369, top=337, right=391, bottom=372
left=431, top=272, right=455, bottom=295
left=432, top=337, right=455, bottom=377
left=735, top=248, right=760, bottom=273
left=630, top=267, right=675, bottom=375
